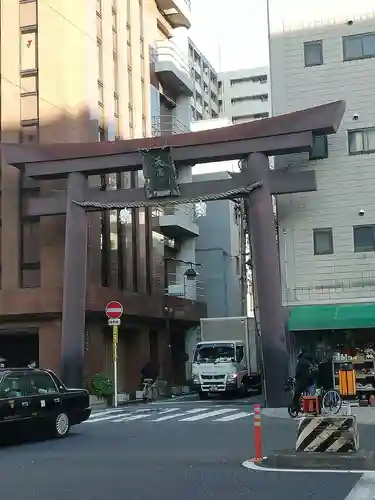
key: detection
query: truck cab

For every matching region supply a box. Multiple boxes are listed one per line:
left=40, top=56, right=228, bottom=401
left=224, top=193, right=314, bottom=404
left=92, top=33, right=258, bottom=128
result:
left=191, top=340, right=249, bottom=399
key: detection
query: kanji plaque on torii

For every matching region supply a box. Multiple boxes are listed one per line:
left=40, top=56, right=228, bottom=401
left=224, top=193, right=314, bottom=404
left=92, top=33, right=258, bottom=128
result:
left=1, top=100, right=346, bottom=407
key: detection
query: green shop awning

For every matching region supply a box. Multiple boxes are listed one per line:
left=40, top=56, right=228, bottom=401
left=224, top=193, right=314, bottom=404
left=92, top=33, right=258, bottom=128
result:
left=288, top=303, right=375, bottom=331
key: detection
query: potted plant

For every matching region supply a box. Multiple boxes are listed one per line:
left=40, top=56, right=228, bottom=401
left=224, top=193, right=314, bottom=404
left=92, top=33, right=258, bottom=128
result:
left=86, top=373, right=114, bottom=407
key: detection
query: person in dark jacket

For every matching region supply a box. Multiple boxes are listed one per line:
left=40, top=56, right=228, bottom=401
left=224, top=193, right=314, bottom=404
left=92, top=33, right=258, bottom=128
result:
left=291, top=349, right=318, bottom=410
left=140, top=360, right=159, bottom=386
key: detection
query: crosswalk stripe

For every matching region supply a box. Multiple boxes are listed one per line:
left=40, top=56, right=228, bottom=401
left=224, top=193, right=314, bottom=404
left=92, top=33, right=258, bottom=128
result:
left=87, top=411, right=130, bottom=423
left=92, top=409, right=124, bottom=417
left=113, top=408, right=180, bottom=422
left=179, top=408, right=238, bottom=422
left=213, top=411, right=253, bottom=422
left=151, top=408, right=209, bottom=421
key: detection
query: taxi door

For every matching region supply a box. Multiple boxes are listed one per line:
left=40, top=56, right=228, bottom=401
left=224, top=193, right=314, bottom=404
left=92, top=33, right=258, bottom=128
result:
left=26, top=372, right=63, bottom=421
left=0, top=373, right=32, bottom=423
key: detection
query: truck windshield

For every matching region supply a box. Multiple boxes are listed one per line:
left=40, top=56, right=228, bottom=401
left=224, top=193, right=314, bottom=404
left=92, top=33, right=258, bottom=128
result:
left=194, top=343, right=235, bottom=363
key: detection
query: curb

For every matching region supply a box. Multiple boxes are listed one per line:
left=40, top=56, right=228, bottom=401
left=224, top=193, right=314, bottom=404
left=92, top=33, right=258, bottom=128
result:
left=243, top=449, right=375, bottom=472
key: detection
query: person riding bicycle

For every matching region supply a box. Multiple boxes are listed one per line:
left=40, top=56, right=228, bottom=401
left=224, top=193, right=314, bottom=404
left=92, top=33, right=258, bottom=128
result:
left=291, top=348, right=318, bottom=411
left=140, top=360, right=159, bottom=387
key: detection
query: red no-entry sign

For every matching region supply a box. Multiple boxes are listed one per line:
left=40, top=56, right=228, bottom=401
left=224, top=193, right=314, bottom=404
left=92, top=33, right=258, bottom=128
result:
left=105, top=301, right=123, bottom=319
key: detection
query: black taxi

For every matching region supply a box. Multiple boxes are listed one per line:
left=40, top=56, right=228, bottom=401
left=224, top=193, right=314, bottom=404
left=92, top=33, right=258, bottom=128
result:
left=0, top=368, right=91, bottom=440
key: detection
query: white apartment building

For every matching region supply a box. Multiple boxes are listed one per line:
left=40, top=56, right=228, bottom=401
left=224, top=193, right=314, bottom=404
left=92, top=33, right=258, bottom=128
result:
left=218, top=67, right=270, bottom=124
left=188, top=38, right=219, bottom=121
left=269, top=1, right=375, bottom=349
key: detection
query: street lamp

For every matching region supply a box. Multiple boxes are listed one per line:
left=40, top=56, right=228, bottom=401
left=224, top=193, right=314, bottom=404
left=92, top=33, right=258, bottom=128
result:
left=184, top=267, right=197, bottom=280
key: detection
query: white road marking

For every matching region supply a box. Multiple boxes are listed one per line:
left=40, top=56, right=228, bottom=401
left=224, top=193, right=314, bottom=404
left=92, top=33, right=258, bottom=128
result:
left=345, top=473, right=375, bottom=500
left=91, top=409, right=124, bottom=417
left=113, top=408, right=180, bottom=422
left=113, top=413, right=153, bottom=422
left=87, top=411, right=131, bottom=423
left=151, top=408, right=210, bottom=421
left=243, top=459, right=372, bottom=474
left=180, top=408, right=238, bottom=421
left=213, top=411, right=253, bottom=422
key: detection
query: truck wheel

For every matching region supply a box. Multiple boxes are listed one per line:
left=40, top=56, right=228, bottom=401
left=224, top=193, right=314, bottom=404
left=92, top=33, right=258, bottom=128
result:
left=198, top=392, right=208, bottom=400
left=237, top=383, right=247, bottom=398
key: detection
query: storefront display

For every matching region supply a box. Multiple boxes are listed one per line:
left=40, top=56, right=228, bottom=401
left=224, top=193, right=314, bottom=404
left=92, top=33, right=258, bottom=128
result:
left=333, top=346, right=375, bottom=405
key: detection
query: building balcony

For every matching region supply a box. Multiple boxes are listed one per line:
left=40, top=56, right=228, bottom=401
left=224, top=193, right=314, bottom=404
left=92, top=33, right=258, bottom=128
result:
left=154, top=205, right=200, bottom=238
left=151, top=115, right=189, bottom=137
left=155, top=0, right=191, bottom=29
left=154, top=40, right=193, bottom=96
left=164, top=272, right=205, bottom=303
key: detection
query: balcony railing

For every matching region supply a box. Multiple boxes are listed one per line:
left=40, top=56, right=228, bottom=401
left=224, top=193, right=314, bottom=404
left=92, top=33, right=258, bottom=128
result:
left=154, top=39, right=191, bottom=76
left=151, top=115, right=189, bottom=137
left=153, top=204, right=199, bottom=221
left=155, top=0, right=191, bottom=28
left=163, top=272, right=205, bottom=302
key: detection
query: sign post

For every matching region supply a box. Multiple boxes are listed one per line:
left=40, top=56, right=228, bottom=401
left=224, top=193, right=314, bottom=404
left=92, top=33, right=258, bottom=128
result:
left=105, top=301, right=123, bottom=408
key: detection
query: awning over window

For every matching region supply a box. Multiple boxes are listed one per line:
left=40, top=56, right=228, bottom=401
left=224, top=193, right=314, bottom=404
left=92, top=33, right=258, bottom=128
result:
left=288, top=303, right=375, bottom=331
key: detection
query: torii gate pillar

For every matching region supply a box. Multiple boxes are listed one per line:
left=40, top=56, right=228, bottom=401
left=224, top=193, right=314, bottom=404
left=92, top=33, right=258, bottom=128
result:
left=245, top=153, right=288, bottom=407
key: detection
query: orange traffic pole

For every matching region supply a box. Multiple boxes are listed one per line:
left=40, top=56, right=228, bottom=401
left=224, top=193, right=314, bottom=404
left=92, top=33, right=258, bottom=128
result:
left=253, top=404, right=262, bottom=462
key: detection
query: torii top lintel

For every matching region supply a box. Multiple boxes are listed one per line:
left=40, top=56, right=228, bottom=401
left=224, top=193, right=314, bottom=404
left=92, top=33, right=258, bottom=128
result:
left=0, top=101, right=345, bottom=180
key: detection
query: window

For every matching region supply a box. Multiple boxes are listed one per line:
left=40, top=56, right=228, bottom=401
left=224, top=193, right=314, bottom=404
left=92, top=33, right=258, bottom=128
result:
left=96, top=13, right=102, bottom=40
left=310, top=135, right=328, bottom=160
left=20, top=0, right=37, bottom=28
left=128, top=69, right=133, bottom=103
left=27, top=372, right=58, bottom=395
left=21, top=215, right=40, bottom=288
left=20, top=31, right=37, bottom=71
left=112, top=29, right=117, bottom=53
left=343, top=32, right=375, bottom=61
left=97, top=40, right=103, bottom=79
left=304, top=40, right=323, bottom=67
left=114, top=93, right=119, bottom=117
left=0, top=374, right=27, bottom=398
left=21, top=94, right=38, bottom=122
left=313, top=228, right=333, bottom=255
left=236, top=346, right=244, bottom=363
left=353, top=225, right=375, bottom=252
left=20, top=74, right=37, bottom=94
left=128, top=104, right=133, bottom=129
left=22, top=218, right=40, bottom=264
left=98, top=80, right=103, bottom=105
left=348, top=128, right=375, bottom=155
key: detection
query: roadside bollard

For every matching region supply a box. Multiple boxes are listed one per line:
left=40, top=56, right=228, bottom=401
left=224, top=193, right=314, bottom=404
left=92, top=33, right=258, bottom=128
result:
left=253, top=404, right=262, bottom=461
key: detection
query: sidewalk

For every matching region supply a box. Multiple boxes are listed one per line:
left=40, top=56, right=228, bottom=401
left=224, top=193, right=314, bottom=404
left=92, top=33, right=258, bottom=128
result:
left=262, top=406, right=375, bottom=425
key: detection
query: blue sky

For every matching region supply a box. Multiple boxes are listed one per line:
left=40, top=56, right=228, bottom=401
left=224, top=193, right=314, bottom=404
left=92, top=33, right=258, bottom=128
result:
left=189, top=0, right=269, bottom=71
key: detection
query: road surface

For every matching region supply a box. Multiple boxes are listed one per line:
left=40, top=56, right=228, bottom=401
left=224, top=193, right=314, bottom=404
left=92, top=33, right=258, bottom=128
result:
left=0, top=396, right=372, bottom=500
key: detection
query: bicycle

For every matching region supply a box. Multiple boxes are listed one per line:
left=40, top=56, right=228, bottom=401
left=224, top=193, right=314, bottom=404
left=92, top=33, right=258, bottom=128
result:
left=284, top=377, right=342, bottom=418
left=142, top=377, right=160, bottom=402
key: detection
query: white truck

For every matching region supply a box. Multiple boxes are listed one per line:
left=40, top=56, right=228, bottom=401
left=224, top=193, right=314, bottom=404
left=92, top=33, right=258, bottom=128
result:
left=191, top=316, right=262, bottom=399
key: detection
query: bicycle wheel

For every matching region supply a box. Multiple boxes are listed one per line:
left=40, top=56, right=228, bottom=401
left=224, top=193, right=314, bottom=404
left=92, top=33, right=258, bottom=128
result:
left=322, top=390, right=342, bottom=415
left=288, top=404, right=299, bottom=418
left=151, top=383, right=160, bottom=401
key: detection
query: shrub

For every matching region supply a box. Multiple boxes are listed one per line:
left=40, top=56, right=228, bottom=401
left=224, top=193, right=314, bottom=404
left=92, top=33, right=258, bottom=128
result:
left=86, top=373, right=114, bottom=400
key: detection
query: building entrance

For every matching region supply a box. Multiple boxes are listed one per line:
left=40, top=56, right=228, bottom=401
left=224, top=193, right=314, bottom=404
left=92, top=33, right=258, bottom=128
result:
left=0, top=331, right=39, bottom=368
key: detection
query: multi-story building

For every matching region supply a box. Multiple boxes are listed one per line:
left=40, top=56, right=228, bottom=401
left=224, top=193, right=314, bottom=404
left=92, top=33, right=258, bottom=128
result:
left=194, top=171, right=243, bottom=318
left=0, top=0, right=205, bottom=395
left=188, top=38, right=219, bottom=121
left=218, top=67, right=270, bottom=124
left=268, top=1, right=375, bottom=360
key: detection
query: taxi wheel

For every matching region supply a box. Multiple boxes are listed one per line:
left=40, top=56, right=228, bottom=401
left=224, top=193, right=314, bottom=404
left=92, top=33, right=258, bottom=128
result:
left=54, top=412, right=70, bottom=438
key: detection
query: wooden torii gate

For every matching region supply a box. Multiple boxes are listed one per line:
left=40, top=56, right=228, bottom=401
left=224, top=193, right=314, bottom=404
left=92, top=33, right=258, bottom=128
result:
left=1, top=100, right=345, bottom=407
